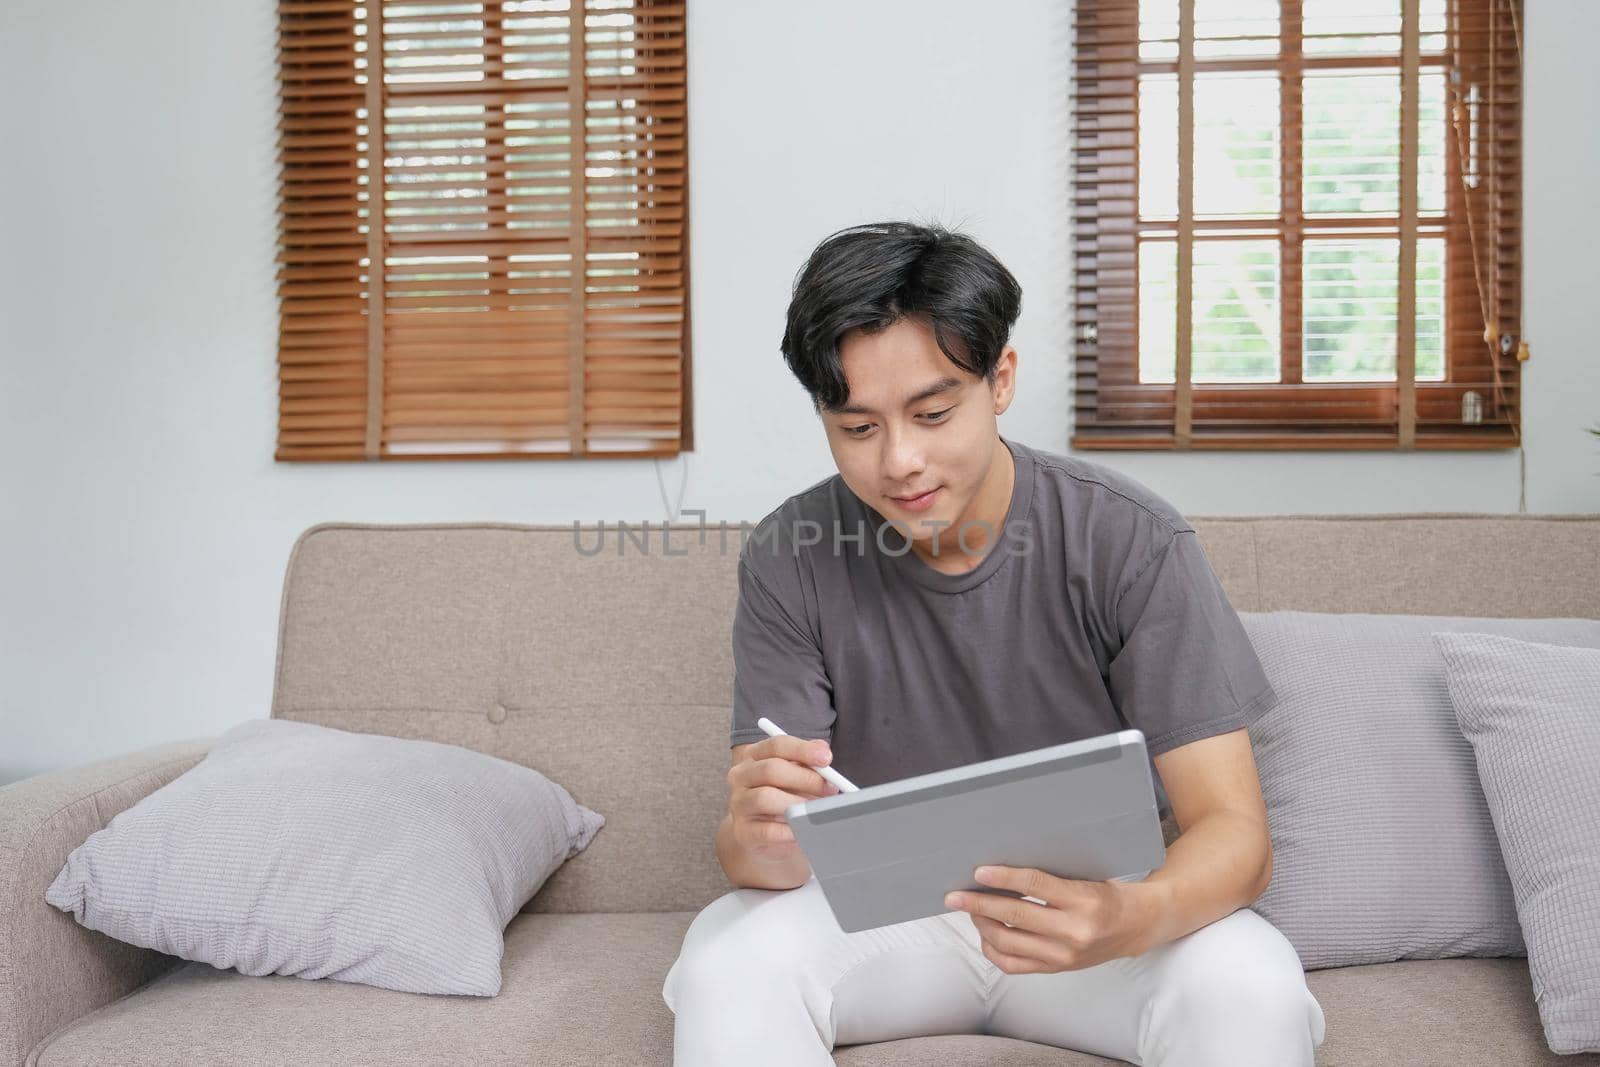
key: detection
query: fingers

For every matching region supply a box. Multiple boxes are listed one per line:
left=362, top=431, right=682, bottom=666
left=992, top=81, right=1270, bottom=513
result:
left=742, top=735, right=832, bottom=767
left=736, top=813, right=800, bottom=849
left=750, top=734, right=832, bottom=768
left=973, top=865, right=1077, bottom=908
left=971, top=913, right=1063, bottom=960
left=727, top=753, right=838, bottom=800
left=729, top=784, right=813, bottom=820
left=725, top=735, right=836, bottom=856
left=972, top=921, right=1054, bottom=975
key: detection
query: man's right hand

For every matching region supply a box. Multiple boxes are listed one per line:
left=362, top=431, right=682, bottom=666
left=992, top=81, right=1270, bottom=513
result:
left=726, top=735, right=839, bottom=861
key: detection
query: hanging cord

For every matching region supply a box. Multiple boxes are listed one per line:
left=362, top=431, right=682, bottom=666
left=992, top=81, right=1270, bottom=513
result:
left=1448, top=93, right=1514, bottom=444
left=1505, top=0, right=1525, bottom=513
left=653, top=453, right=691, bottom=526
left=1448, top=0, right=1525, bottom=510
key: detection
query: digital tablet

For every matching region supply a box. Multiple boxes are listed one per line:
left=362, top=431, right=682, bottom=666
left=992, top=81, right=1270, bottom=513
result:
left=785, top=729, right=1166, bottom=933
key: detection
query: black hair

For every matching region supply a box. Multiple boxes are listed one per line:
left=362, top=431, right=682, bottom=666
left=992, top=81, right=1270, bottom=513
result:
left=779, top=220, right=1023, bottom=412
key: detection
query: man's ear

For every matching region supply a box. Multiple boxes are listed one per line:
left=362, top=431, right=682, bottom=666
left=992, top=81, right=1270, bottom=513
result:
left=991, top=346, right=1019, bottom=416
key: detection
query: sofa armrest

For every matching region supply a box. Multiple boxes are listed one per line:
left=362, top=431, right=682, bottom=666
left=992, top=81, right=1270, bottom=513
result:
left=0, top=738, right=214, bottom=1067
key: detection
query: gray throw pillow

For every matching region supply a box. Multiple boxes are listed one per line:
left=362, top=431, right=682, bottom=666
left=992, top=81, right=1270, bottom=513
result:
left=1239, top=611, right=1600, bottom=970
left=1434, top=632, right=1600, bottom=1055
left=45, top=718, right=604, bottom=997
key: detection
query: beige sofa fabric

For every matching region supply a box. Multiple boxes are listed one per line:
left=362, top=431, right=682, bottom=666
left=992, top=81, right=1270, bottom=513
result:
left=0, top=740, right=213, bottom=1067
left=270, top=516, right=1600, bottom=918
left=1190, top=514, right=1600, bottom=616
left=23, top=914, right=1582, bottom=1067
left=269, top=523, right=743, bottom=916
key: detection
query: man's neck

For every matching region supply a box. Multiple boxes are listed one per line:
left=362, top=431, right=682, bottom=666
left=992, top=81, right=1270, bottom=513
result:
left=910, top=437, right=1015, bottom=575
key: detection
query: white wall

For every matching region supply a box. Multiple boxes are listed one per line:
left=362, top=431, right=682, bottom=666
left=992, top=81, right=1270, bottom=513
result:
left=2, top=0, right=1596, bottom=783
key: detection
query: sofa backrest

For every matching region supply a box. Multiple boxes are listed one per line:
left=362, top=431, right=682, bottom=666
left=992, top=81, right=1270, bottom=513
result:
left=269, top=515, right=1600, bottom=914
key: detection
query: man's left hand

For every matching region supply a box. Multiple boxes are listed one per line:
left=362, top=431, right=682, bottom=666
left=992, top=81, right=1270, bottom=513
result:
left=943, top=866, right=1156, bottom=974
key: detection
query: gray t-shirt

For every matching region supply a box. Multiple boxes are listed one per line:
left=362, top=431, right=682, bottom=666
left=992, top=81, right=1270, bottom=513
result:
left=729, top=435, right=1276, bottom=812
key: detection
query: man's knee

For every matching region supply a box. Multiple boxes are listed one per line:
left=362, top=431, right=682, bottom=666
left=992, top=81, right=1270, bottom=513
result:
left=663, top=886, right=825, bottom=1007
left=1141, top=911, right=1322, bottom=1064
left=1154, top=961, right=1313, bottom=1037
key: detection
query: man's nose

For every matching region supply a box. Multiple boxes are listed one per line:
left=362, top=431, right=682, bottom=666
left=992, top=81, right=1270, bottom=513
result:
left=882, top=425, right=925, bottom=480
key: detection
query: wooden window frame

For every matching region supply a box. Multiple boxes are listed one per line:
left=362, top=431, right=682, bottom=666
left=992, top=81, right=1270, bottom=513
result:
left=275, top=0, right=692, bottom=462
left=1071, top=0, right=1524, bottom=451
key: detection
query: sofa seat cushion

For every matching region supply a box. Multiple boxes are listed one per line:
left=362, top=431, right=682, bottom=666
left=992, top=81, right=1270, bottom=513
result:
left=27, top=912, right=692, bottom=1067
left=26, top=914, right=1592, bottom=1066
left=1306, top=959, right=1599, bottom=1066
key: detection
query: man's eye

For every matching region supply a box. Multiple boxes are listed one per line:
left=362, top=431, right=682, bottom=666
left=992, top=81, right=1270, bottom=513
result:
left=846, top=424, right=873, bottom=437
left=922, top=408, right=953, bottom=422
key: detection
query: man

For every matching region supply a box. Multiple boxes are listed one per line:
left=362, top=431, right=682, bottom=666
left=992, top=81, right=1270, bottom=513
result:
left=661, top=221, right=1325, bottom=1065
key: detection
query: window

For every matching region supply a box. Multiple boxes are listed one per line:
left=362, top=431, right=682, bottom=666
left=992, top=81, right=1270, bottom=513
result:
left=276, top=0, right=690, bottom=461
left=1071, top=0, right=1523, bottom=450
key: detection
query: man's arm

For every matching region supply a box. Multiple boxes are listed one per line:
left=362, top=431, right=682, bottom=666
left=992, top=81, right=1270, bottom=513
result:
left=722, top=541, right=840, bottom=890
left=1096, top=527, right=1276, bottom=952
left=1129, top=727, right=1273, bottom=953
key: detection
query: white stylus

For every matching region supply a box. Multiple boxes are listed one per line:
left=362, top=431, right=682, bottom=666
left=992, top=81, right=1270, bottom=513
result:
left=756, top=717, right=860, bottom=793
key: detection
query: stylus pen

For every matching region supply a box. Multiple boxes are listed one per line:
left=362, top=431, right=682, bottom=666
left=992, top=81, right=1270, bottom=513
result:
left=755, top=717, right=860, bottom=793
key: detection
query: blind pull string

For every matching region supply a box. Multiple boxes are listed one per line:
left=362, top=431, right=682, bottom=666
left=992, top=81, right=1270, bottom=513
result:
left=654, top=453, right=691, bottom=527
left=1447, top=77, right=1522, bottom=453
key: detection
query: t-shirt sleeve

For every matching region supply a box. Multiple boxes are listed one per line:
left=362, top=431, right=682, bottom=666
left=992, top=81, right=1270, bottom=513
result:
left=1105, top=528, right=1276, bottom=757
left=729, top=556, right=836, bottom=749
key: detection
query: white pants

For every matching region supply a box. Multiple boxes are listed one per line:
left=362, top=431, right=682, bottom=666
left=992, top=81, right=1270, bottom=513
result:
left=661, top=875, right=1325, bottom=1066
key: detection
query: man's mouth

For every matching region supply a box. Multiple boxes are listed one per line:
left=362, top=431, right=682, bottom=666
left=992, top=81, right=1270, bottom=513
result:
left=888, top=487, right=941, bottom=513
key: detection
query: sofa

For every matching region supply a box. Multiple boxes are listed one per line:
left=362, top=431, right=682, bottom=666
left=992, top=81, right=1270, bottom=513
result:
left=3, top=514, right=1598, bottom=1066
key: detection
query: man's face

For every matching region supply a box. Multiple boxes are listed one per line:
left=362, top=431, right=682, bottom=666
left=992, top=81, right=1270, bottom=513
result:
left=821, top=316, right=1017, bottom=548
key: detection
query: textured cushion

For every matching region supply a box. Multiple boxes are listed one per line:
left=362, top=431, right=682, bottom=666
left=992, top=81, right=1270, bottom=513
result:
left=1435, top=632, right=1600, bottom=1054
left=27, top=911, right=1591, bottom=1067
left=43, top=718, right=604, bottom=997
left=1240, top=611, right=1600, bottom=970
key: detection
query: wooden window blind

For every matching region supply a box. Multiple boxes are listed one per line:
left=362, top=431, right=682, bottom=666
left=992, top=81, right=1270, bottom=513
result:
left=1072, top=0, right=1523, bottom=451
left=276, top=0, right=690, bottom=461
